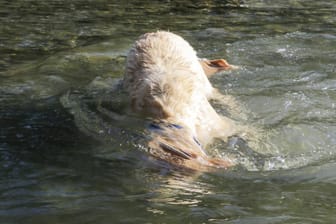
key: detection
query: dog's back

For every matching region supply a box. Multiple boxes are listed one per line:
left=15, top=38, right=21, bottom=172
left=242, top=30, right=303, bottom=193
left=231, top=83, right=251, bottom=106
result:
left=124, top=31, right=213, bottom=121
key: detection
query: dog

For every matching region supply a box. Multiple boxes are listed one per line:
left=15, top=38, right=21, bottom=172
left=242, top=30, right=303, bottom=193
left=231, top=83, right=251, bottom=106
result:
left=124, top=31, right=238, bottom=171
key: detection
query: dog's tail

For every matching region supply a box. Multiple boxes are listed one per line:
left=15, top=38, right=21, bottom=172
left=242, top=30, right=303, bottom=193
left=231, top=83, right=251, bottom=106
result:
left=147, top=121, right=234, bottom=171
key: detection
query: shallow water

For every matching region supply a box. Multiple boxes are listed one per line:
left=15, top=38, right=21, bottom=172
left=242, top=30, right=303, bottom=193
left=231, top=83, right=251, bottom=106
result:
left=1, top=0, right=336, bottom=223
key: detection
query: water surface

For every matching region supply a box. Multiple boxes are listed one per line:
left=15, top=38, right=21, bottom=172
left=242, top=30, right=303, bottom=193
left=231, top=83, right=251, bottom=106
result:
left=1, top=0, right=336, bottom=223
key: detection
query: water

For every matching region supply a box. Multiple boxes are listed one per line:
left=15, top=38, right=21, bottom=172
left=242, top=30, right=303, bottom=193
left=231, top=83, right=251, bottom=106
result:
left=1, top=0, right=336, bottom=223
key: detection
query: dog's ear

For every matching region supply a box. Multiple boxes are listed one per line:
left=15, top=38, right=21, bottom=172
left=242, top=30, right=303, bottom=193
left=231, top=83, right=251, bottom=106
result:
left=199, top=59, right=238, bottom=77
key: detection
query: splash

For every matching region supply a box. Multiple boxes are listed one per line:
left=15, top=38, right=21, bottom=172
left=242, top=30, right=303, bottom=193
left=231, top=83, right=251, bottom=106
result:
left=220, top=31, right=336, bottom=171
left=60, top=32, right=336, bottom=171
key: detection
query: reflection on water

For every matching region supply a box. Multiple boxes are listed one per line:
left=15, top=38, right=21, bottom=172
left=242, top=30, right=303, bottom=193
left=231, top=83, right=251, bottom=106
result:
left=1, top=0, right=336, bottom=223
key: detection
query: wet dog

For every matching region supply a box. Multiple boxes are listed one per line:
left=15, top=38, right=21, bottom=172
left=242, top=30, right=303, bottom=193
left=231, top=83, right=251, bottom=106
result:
left=124, top=31, right=238, bottom=171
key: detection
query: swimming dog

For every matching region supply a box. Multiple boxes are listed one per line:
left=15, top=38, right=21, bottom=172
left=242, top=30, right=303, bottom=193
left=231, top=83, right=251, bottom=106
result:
left=124, top=31, right=238, bottom=171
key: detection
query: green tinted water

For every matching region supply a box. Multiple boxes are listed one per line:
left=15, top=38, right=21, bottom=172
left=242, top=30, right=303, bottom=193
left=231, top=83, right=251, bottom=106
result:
left=1, top=0, right=336, bottom=223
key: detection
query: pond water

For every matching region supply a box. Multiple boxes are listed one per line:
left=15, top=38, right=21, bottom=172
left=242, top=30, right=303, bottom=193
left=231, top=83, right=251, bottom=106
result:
left=1, top=0, right=336, bottom=223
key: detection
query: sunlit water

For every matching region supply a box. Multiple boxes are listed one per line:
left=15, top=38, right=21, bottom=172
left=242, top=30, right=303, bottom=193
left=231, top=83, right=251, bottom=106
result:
left=1, top=0, right=336, bottom=223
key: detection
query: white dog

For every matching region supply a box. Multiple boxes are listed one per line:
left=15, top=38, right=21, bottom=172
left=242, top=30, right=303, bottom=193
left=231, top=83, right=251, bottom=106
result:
left=124, top=31, right=238, bottom=171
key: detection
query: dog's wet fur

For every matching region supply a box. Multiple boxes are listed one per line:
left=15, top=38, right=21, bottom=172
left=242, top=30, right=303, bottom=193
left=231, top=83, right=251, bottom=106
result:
left=124, top=31, right=240, bottom=171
